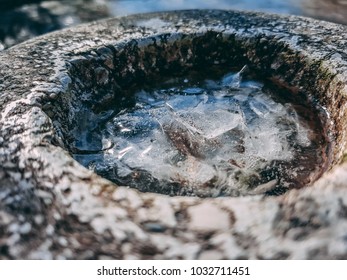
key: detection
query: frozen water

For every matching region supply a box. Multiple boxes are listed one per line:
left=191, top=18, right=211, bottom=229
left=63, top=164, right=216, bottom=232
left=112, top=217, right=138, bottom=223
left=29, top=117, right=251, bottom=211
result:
left=221, top=65, right=248, bottom=88
left=72, top=66, right=330, bottom=197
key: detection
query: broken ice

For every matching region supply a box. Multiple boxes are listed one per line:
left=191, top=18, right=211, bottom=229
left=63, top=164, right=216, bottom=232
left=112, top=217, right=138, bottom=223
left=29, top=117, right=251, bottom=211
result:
left=72, top=66, right=326, bottom=197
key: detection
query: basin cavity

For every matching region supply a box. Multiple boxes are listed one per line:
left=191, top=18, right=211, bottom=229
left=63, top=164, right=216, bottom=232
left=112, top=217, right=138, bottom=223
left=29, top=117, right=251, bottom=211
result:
left=69, top=65, right=331, bottom=197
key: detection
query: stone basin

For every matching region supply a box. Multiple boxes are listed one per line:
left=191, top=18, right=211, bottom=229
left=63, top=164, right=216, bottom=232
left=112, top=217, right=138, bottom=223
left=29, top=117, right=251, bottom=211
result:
left=1, top=10, right=347, bottom=259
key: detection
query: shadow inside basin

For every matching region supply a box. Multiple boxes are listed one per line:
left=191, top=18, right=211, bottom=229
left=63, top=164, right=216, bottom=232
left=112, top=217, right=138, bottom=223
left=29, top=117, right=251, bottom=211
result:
left=47, top=31, right=334, bottom=197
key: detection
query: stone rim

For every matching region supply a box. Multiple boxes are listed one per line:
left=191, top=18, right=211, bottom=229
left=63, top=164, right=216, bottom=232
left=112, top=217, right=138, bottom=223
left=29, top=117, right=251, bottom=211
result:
left=1, top=10, right=347, bottom=259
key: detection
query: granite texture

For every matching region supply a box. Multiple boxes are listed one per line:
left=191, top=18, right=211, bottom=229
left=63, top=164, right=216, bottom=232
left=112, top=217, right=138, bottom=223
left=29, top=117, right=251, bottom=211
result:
left=1, top=10, right=347, bottom=259
left=0, top=0, right=44, bottom=10
left=0, top=0, right=109, bottom=50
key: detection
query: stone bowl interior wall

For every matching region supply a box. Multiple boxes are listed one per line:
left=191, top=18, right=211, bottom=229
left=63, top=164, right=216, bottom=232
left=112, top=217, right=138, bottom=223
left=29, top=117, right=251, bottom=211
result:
left=47, top=31, right=341, bottom=185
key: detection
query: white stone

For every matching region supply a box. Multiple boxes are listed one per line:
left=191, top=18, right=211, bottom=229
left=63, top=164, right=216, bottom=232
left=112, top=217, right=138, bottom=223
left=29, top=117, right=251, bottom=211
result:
left=19, top=222, right=32, bottom=234
left=198, top=250, right=224, bottom=260
left=137, top=197, right=177, bottom=228
left=46, top=224, right=55, bottom=236
left=187, top=203, right=231, bottom=232
left=211, top=233, right=245, bottom=259
left=165, top=242, right=200, bottom=259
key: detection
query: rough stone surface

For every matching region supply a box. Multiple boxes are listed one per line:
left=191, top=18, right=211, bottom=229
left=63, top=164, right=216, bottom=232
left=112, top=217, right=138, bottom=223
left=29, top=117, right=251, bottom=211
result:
left=0, top=0, right=110, bottom=50
left=187, top=203, right=232, bottom=232
left=0, top=10, right=347, bottom=259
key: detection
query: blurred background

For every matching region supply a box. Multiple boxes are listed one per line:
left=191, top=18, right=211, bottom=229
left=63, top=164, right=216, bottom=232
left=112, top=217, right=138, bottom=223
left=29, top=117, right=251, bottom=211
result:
left=0, top=0, right=346, bottom=50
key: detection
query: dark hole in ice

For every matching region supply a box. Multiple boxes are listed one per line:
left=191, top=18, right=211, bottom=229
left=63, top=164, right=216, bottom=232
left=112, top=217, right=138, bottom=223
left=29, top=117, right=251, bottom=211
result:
left=70, top=66, right=331, bottom=197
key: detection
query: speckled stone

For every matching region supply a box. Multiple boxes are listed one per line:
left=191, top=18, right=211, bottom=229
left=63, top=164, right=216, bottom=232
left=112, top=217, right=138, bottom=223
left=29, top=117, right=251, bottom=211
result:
left=198, top=250, right=224, bottom=260
left=1, top=10, right=347, bottom=260
left=187, top=203, right=232, bottom=232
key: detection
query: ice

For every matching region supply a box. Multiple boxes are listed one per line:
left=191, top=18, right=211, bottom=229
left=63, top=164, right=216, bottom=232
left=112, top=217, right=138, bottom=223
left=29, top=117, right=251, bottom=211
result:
left=249, top=99, right=269, bottom=116
left=165, top=95, right=203, bottom=110
left=241, top=80, right=263, bottom=89
left=222, top=72, right=240, bottom=88
left=205, top=79, right=220, bottom=89
left=221, top=65, right=248, bottom=88
left=176, top=110, right=243, bottom=139
left=72, top=66, right=326, bottom=197
left=183, top=87, right=204, bottom=95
